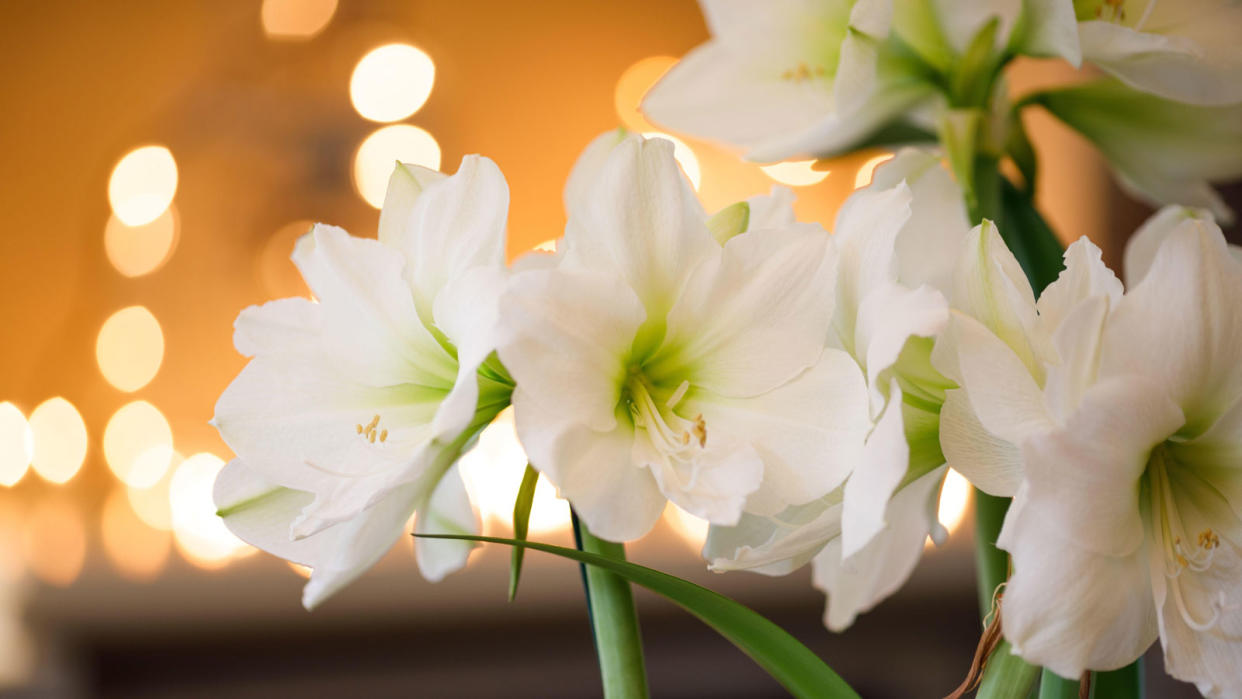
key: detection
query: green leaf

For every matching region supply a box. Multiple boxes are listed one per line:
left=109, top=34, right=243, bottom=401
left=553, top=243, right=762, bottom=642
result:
left=950, top=17, right=1001, bottom=108
left=508, top=464, right=540, bottom=601
left=999, top=177, right=1065, bottom=295
left=707, top=201, right=750, bottom=245
left=418, top=534, right=860, bottom=699
left=1038, top=669, right=1082, bottom=699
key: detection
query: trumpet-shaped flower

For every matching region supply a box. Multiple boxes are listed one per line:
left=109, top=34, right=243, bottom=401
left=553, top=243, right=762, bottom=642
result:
left=498, top=133, right=871, bottom=541
left=706, top=149, right=971, bottom=630
left=1074, top=0, right=1242, bottom=106
left=211, top=156, right=513, bottom=608
left=943, top=206, right=1242, bottom=696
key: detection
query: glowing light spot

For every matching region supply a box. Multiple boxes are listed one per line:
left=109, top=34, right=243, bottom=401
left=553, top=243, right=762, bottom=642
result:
left=641, top=132, right=701, bottom=191
left=101, top=488, right=170, bottom=581
left=28, top=398, right=87, bottom=484
left=0, top=404, right=32, bottom=487
left=354, top=125, right=441, bottom=209
left=854, top=153, right=894, bottom=189
left=127, top=462, right=175, bottom=532
left=104, top=401, right=174, bottom=488
left=532, top=239, right=557, bottom=253
left=760, top=160, right=830, bottom=187
left=664, top=503, right=709, bottom=551
left=927, top=468, right=973, bottom=550
left=458, top=408, right=571, bottom=536
left=350, top=44, right=436, bottom=123
left=261, top=0, right=336, bottom=39
left=614, top=56, right=677, bottom=131
left=104, top=205, right=178, bottom=278
left=170, top=453, right=252, bottom=568
left=96, top=306, right=164, bottom=392
left=257, top=220, right=313, bottom=299
left=108, top=145, right=178, bottom=226
left=22, top=498, right=85, bottom=586
left=288, top=562, right=312, bottom=578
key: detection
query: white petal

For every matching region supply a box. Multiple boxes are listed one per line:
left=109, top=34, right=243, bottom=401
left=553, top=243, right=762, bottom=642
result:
left=1013, top=0, right=1082, bottom=64
left=855, top=282, right=949, bottom=408
left=1123, top=205, right=1217, bottom=288
left=1043, top=293, right=1111, bottom=422
left=233, top=297, right=321, bottom=358
left=705, top=495, right=844, bottom=576
left=389, top=155, right=509, bottom=323
left=498, top=269, right=645, bottom=432
left=377, top=161, right=447, bottom=248
left=563, top=135, right=714, bottom=316
left=841, top=380, right=909, bottom=559
left=692, top=349, right=870, bottom=515
left=564, top=129, right=629, bottom=221
left=939, top=388, right=1024, bottom=497
left=814, top=465, right=945, bottom=631
left=744, top=185, right=797, bottom=232
left=1021, top=377, right=1185, bottom=557
left=413, top=463, right=480, bottom=582
left=650, top=225, right=835, bottom=398
left=831, top=183, right=913, bottom=356
left=1035, top=236, right=1122, bottom=339
left=1000, top=500, right=1157, bottom=677
left=430, top=264, right=510, bottom=440
left=512, top=390, right=666, bottom=542
left=640, top=437, right=764, bottom=527
left=1102, top=218, right=1242, bottom=435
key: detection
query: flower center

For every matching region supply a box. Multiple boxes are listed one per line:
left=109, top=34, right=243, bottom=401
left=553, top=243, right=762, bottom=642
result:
left=780, top=61, right=827, bottom=83
left=355, top=414, right=389, bottom=444
left=625, top=370, right=706, bottom=463
left=1149, top=449, right=1230, bottom=631
left=1074, top=0, right=1156, bottom=28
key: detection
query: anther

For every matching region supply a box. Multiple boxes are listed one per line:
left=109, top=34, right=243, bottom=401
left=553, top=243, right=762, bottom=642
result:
left=380, top=429, right=388, bottom=443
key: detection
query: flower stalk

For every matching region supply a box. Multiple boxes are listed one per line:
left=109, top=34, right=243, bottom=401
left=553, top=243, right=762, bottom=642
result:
left=573, top=514, right=650, bottom=699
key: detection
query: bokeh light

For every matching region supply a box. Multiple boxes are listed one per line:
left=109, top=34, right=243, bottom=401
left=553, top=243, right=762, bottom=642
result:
left=101, top=488, right=170, bottom=581
left=103, top=401, right=174, bottom=489
left=458, top=409, right=571, bottom=536
left=854, top=153, right=894, bottom=189
left=615, top=56, right=677, bottom=131
left=532, top=239, right=557, bottom=253
left=354, top=125, right=442, bottom=208
left=760, top=160, right=830, bottom=187
left=664, top=503, right=709, bottom=551
left=22, top=498, right=85, bottom=587
left=108, top=145, right=178, bottom=226
left=937, top=468, right=972, bottom=536
left=641, top=132, right=701, bottom=191
left=127, top=462, right=175, bottom=532
left=28, top=398, right=87, bottom=484
left=96, top=306, right=165, bottom=392
left=350, top=44, right=436, bottom=123
left=0, top=403, right=32, bottom=487
left=169, top=453, right=252, bottom=568
left=104, top=205, right=179, bottom=278
left=261, top=0, right=337, bottom=40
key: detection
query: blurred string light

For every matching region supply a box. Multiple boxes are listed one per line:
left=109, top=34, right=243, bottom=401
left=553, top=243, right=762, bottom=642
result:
left=96, top=306, right=164, bottom=393
left=664, top=503, right=709, bottom=551
left=22, top=498, right=85, bottom=587
left=261, top=0, right=337, bottom=40
left=0, top=404, right=32, bottom=487
left=101, top=488, right=170, bottom=581
left=28, top=398, right=87, bottom=484
left=641, top=132, right=701, bottom=191
left=104, top=206, right=179, bottom=278
left=354, top=125, right=441, bottom=208
left=350, top=44, right=436, bottom=123
left=853, top=153, right=894, bottom=189
left=127, top=462, right=174, bottom=531
left=169, top=453, right=252, bottom=568
left=103, top=400, right=174, bottom=489
left=760, top=160, right=830, bottom=187
left=925, top=468, right=973, bottom=550
left=532, top=239, right=557, bottom=253
left=614, top=56, right=677, bottom=131
left=108, top=145, right=178, bottom=226
left=458, top=408, right=570, bottom=536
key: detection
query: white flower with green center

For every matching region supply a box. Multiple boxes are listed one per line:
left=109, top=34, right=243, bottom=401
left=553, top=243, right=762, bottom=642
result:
left=497, top=133, right=871, bottom=541
left=1072, top=0, right=1242, bottom=106
left=941, top=206, right=1242, bottom=696
left=704, top=149, right=973, bottom=630
left=211, top=156, right=513, bottom=608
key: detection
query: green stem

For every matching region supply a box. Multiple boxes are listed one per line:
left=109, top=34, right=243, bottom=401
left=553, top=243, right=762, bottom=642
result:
left=973, top=490, right=1011, bottom=619
left=977, top=641, right=1040, bottom=699
left=1038, top=669, right=1082, bottom=699
left=573, top=514, right=650, bottom=699
left=1092, top=659, right=1144, bottom=698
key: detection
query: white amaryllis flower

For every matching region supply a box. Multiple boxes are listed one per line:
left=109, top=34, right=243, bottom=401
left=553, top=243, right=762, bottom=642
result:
left=1033, top=80, right=1242, bottom=224
left=497, top=133, right=871, bottom=542
left=211, top=156, right=513, bottom=608
left=1074, top=0, right=1242, bottom=106
left=705, top=149, right=970, bottom=630
left=640, top=0, right=1078, bottom=162
left=942, top=207, right=1242, bottom=697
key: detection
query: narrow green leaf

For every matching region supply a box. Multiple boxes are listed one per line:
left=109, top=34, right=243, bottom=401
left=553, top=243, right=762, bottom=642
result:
left=508, top=464, right=540, bottom=601
left=1038, top=668, right=1082, bottom=699
left=418, top=534, right=860, bottom=699
left=999, top=177, right=1065, bottom=295
left=950, top=17, right=1001, bottom=108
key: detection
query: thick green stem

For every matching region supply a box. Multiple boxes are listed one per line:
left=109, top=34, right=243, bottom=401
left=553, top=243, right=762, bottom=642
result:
left=973, top=490, right=1010, bottom=619
left=574, top=515, right=650, bottom=699
left=977, top=641, right=1040, bottom=699
left=1038, top=669, right=1082, bottom=699
left=1092, top=659, right=1144, bottom=698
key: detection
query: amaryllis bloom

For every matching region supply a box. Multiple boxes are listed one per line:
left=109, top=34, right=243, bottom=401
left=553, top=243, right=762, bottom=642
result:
left=211, top=156, right=513, bottom=608
left=942, top=206, right=1242, bottom=697
left=706, top=149, right=969, bottom=630
left=1073, top=0, right=1242, bottom=106
left=497, top=133, right=870, bottom=541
